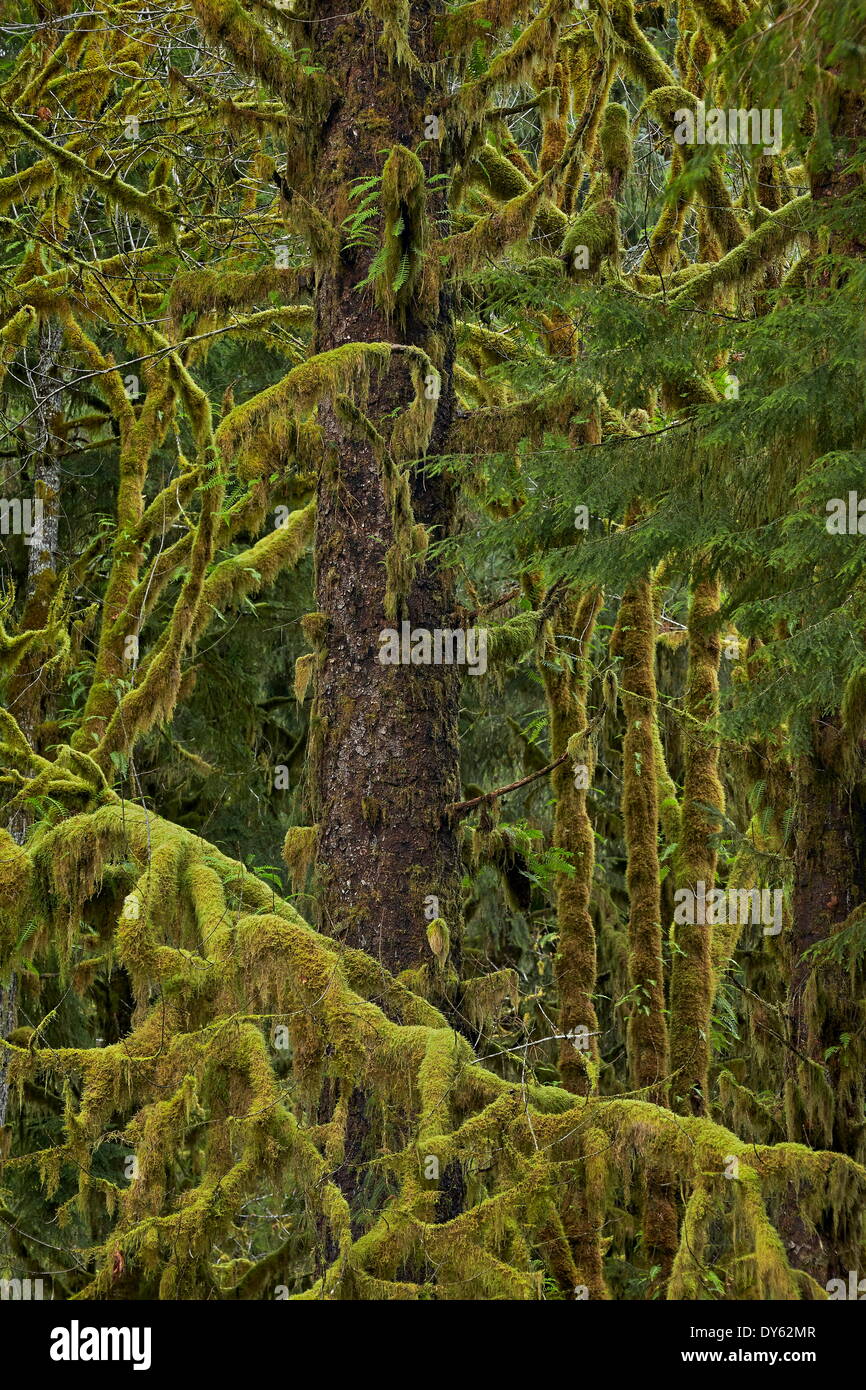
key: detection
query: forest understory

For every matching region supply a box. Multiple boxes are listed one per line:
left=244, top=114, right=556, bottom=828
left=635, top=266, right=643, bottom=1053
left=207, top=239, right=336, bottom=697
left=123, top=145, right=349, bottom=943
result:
left=1, top=0, right=866, bottom=1305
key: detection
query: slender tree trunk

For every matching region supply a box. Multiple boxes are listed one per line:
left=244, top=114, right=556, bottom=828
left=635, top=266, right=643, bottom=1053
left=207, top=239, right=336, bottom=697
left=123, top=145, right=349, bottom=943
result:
left=546, top=589, right=602, bottom=1095
left=0, top=978, right=16, bottom=1133
left=1, top=318, right=62, bottom=1127
left=541, top=588, right=606, bottom=1296
left=670, top=573, right=724, bottom=1116
left=613, top=572, right=669, bottom=1100
left=613, top=565, right=677, bottom=1281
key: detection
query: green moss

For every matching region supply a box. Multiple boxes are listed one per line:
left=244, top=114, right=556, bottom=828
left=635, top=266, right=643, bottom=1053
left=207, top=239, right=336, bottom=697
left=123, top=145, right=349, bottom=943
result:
left=600, top=102, right=633, bottom=182
left=562, top=198, right=620, bottom=279
left=294, top=652, right=315, bottom=704
left=282, top=826, right=318, bottom=893
left=670, top=574, right=725, bottom=1118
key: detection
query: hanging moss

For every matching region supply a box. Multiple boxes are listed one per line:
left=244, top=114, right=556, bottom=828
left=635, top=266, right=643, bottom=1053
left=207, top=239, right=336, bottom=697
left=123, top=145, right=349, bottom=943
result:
left=467, top=143, right=567, bottom=247
left=9, top=783, right=846, bottom=1300
left=282, top=826, right=318, bottom=894
left=168, top=266, right=311, bottom=333
left=599, top=102, right=633, bottom=186
left=0, top=306, right=36, bottom=389
left=455, top=0, right=574, bottom=135
left=562, top=198, right=620, bottom=279
left=670, top=194, right=810, bottom=306
left=437, top=0, right=541, bottom=53
left=0, top=107, right=177, bottom=243
left=189, top=0, right=335, bottom=129
left=294, top=652, right=315, bottom=705
left=376, top=145, right=437, bottom=322
left=2, top=0, right=864, bottom=1304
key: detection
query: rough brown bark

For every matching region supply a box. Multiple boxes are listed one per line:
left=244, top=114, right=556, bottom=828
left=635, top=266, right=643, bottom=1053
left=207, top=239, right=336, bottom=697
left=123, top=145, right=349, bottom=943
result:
left=786, top=723, right=866, bottom=1158
left=782, top=85, right=866, bottom=1163
left=305, top=7, right=463, bottom=976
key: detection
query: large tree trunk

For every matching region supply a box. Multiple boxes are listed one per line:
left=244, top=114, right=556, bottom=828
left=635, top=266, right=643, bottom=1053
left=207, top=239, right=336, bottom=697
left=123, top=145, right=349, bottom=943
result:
left=776, top=721, right=866, bottom=1284
left=782, top=85, right=866, bottom=1165
left=786, top=723, right=866, bottom=1160
left=307, top=5, right=463, bottom=976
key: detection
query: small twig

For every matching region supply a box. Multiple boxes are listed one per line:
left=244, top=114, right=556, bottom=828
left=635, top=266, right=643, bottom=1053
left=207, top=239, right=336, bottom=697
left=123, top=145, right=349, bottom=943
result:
left=445, top=750, right=569, bottom=822
left=465, top=585, right=521, bottom=623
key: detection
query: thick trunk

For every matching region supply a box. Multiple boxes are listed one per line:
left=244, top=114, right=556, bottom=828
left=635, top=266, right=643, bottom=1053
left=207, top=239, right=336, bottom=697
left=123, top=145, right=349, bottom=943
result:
left=307, top=8, right=462, bottom=975
left=776, top=722, right=865, bottom=1283
left=786, top=724, right=866, bottom=1160
left=782, top=86, right=866, bottom=1162
left=773, top=81, right=866, bottom=1284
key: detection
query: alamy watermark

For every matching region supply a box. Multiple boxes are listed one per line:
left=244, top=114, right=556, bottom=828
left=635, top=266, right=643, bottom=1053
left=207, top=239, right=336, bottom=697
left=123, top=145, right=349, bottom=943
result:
left=673, top=880, right=782, bottom=936
left=673, top=100, right=782, bottom=156
left=0, top=497, right=43, bottom=543
left=378, top=622, right=487, bottom=676
left=826, top=493, right=866, bottom=534
left=826, top=1270, right=866, bottom=1299
left=50, top=1321, right=151, bottom=1370
left=1, top=1277, right=46, bottom=1299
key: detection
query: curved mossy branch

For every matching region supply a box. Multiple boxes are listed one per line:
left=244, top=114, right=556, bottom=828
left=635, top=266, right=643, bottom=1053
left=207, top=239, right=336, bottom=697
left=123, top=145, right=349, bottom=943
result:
left=200, top=500, right=315, bottom=619
left=94, top=501, right=314, bottom=776
left=689, top=0, right=751, bottom=44
left=467, top=142, right=567, bottom=243
left=669, top=193, right=811, bottom=306
left=638, top=87, right=746, bottom=256
left=168, top=265, right=313, bottom=335
left=452, top=0, right=574, bottom=133
left=445, top=171, right=560, bottom=275
left=87, top=506, right=218, bottom=768
left=188, top=0, right=336, bottom=127
left=639, top=146, right=694, bottom=278
left=0, top=107, right=177, bottom=243
left=447, top=10, right=616, bottom=271
left=437, top=0, right=544, bottom=52
left=216, top=342, right=438, bottom=474
left=66, top=323, right=173, bottom=753
left=0, top=306, right=37, bottom=391
left=605, top=0, right=675, bottom=93
left=450, top=379, right=602, bottom=456
left=2, top=775, right=863, bottom=1298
